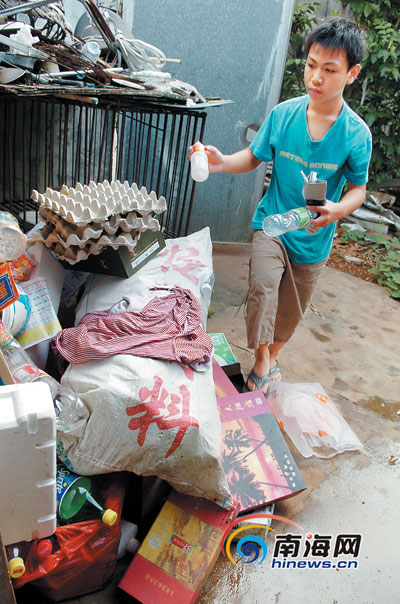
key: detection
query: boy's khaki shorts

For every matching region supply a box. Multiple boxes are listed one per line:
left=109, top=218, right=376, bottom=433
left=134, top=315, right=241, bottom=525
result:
left=245, top=230, right=327, bottom=349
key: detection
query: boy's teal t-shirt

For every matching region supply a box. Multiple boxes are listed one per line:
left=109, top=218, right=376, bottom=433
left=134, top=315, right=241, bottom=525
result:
left=250, top=94, right=372, bottom=264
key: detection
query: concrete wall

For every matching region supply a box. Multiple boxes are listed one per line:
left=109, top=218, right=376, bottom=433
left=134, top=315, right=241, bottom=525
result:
left=64, top=0, right=295, bottom=242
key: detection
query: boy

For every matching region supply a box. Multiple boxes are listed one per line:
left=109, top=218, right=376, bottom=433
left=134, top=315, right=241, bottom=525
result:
left=191, top=17, right=372, bottom=393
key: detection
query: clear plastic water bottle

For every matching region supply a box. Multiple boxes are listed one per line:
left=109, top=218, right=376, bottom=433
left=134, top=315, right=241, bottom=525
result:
left=262, top=207, right=317, bottom=237
left=190, top=142, right=209, bottom=182
left=0, top=320, right=89, bottom=432
left=0, top=212, right=27, bottom=262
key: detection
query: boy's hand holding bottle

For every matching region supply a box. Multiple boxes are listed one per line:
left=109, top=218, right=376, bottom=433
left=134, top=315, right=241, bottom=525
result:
left=188, top=142, right=226, bottom=181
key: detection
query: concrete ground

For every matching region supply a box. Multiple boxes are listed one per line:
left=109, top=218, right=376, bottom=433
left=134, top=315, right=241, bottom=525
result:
left=15, top=242, right=400, bottom=604
left=200, top=242, right=400, bottom=604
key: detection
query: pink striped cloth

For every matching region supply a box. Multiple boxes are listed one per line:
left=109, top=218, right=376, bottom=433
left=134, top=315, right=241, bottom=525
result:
left=55, top=286, right=213, bottom=368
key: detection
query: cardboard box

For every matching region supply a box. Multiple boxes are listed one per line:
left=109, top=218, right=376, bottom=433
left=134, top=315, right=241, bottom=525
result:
left=118, top=491, right=239, bottom=604
left=212, top=358, right=238, bottom=398
left=219, top=390, right=306, bottom=513
left=0, top=350, right=15, bottom=385
left=210, top=332, right=239, bottom=366
left=60, top=229, right=166, bottom=278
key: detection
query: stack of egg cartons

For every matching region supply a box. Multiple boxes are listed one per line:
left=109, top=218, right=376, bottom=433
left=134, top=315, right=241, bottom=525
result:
left=30, top=180, right=167, bottom=265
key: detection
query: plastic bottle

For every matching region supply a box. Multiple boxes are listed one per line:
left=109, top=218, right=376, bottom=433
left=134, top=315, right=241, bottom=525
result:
left=80, top=41, right=101, bottom=64
left=56, top=464, right=118, bottom=526
left=0, top=320, right=89, bottom=432
left=190, top=142, right=209, bottom=182
left=262, top=207, right=318, bottom=237
left=0, top=212, right=27, bottom=262
left=117, top=519, right=140, bottom=559
left=32, top=536, right=59, bottom=559
left=6, top=543, right=27, bottom=579
left=6, top=536, right=60, bottom=579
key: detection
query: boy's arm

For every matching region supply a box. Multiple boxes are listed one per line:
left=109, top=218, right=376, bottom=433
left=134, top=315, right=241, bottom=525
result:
left=307, top=183, right=366, bottom=227
left=189, top=145, right=261, bottom=174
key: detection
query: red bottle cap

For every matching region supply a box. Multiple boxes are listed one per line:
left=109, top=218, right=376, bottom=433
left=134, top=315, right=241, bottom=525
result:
left=35, top=538, right=53, bottom=558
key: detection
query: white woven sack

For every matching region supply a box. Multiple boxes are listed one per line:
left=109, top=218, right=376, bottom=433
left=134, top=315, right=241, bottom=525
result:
left=58, top=228, right=232, bottom=508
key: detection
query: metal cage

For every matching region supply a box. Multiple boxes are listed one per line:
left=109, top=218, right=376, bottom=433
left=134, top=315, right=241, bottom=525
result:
left=0, top=94, right=207, bottom=237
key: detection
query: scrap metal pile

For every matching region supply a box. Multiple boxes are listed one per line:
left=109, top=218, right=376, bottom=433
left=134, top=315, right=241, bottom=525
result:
left=0, top=0, right=207, bottom=105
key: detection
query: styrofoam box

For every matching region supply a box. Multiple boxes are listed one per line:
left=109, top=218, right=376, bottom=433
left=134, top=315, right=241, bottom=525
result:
left=0, top=382, right=57, bottom=545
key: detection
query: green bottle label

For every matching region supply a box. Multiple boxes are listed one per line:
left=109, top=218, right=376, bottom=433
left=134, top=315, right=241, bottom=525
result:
left=56, top=464, right=92, bottom=520
left=296, top=207, right=312, bottom=228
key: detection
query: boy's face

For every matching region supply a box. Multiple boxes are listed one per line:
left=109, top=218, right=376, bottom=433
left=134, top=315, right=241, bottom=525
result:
left=304, top=43, right=360, bottom=105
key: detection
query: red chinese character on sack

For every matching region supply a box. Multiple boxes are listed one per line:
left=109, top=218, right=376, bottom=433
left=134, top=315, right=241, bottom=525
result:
left=179, top=363, right=194, bottom=381
left=126, top=376, right=199, bottom=458
left=159, top=245, right=205, bottom=285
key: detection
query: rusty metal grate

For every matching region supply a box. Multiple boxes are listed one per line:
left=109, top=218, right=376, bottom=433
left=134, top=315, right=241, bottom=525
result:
left=0, top=94, right=207, bottom=237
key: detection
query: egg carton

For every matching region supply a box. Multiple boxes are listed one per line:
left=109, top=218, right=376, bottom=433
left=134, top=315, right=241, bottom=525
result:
left=35, top=209, right=148, bottom=249
left=28, top=232, right=104, bottom=265
left=36, top=209, right=103, bottom=243
left=38, top=206, right=160, bottom=240
left=103, top=212, right=162, bottom=234
left=51, top=241, right=104, bottom=265
left=30, top=222, right=141, bottom=252
left=31, top=180, right=167, bottom=226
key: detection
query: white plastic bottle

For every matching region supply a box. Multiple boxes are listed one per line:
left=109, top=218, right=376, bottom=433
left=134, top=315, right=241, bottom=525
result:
left=190, top=142, right=209, bottom=182
left=117, top=519, right=140, bottom=559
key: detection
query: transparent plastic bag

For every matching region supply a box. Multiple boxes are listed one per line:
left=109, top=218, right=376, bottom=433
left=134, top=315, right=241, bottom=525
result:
left=267, top=382, right=364, bottom=458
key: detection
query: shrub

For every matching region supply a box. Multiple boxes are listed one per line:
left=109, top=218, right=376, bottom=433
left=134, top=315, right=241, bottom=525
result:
left=280, top=1, right=400, bottom=186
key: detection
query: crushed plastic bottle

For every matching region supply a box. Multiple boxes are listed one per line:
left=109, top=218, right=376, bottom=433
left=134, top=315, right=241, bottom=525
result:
left=80, top=41, right=101, bottom=64
left=0, top=212, right=27, bottom=262
left=0, top=320, right=89, bottom=432
left=262, top=207, right=318, bottom=237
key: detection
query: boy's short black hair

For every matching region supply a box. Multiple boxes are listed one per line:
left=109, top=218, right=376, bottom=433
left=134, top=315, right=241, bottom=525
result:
left=304, top=17, right=366, bottom=69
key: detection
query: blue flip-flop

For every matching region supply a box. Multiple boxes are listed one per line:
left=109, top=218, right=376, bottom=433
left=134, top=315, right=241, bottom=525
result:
left=269, top=361, right=281, bottom=380
left=243, top=369, right=270, bottom=394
